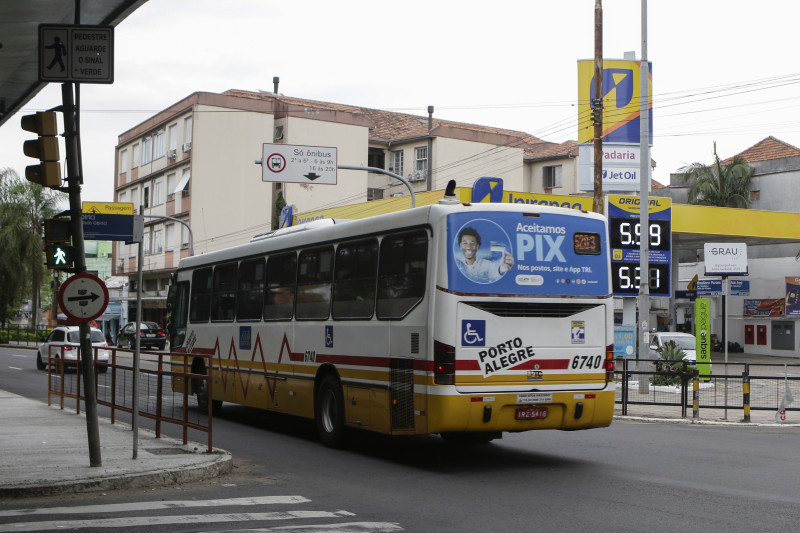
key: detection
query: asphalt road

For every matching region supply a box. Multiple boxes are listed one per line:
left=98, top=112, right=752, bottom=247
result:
left=2, top=346, right=799, bottom=532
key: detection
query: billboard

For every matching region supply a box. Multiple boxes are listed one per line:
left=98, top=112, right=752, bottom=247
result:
left=577, top=59, right=653, bottom=144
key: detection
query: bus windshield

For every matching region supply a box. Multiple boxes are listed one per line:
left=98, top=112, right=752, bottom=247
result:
left=447, top=211, right=609, bottom=296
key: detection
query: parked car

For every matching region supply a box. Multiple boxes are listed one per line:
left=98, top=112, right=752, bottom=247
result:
left=117, top=321, right=167, bottom=350
left=648, top=332, right=698, bottom=362
left=36, top=326, right=110, bottom=371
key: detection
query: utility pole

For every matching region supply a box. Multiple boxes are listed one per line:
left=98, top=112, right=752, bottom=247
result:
left=638, top=0, right=651, bottom=361
left=592, top=0, right=604, bottom=214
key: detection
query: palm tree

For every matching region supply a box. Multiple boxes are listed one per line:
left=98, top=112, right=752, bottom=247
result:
left=681, top=142, right=754, bottom=208
left=0, top=168, right=63, bottom=329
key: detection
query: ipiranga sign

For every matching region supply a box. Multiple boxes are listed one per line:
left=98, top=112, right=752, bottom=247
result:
left=704, top=242, right=748, bottom=276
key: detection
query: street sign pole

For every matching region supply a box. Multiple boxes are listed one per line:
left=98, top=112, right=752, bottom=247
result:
left=61, top=82, right=102, bottom=467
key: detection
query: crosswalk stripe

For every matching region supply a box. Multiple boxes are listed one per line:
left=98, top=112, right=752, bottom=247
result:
left=0, top=510, right=353, bottom=532
left=0, top=495, right=310, bottom=517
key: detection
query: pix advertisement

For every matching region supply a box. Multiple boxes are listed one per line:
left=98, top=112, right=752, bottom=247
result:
left=446, top=211, right=609, bottom=297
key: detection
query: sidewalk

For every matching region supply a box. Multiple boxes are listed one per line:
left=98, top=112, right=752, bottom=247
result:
left=0, top=389, right=232, bottom=498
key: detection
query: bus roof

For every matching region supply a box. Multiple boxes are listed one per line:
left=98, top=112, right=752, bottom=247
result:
left=177, top=202, right=602, bottom=270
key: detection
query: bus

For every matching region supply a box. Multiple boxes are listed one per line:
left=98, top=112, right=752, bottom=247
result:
left=167, top=193, right=615, bottom=447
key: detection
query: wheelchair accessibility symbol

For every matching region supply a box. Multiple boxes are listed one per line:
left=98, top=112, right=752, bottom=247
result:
left=461, top=320, right=485, bottom=347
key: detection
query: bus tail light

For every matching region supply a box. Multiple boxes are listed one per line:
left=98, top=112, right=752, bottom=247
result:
left=605, top=344, right=615, bottom=380
left=433, top=340, right=455, bottom=385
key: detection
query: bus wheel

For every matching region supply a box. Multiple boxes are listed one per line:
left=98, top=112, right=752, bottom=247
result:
left=193, top=366, right=222, bottom=414
left=315, top=375, right=345, bottom=447
left=440, top=431, right=500, bottom=445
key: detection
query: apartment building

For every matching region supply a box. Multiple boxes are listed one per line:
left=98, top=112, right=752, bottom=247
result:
left=113, top=89, right=586, bottom=323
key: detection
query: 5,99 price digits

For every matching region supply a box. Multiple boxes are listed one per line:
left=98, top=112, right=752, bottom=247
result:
left=609, top=219, right=670, bottom=251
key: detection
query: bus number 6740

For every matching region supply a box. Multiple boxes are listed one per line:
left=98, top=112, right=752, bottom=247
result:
left=571, top=355, right=602, bottom=370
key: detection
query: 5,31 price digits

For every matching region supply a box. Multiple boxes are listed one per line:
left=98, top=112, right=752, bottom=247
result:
left=611, top=262, right=670, bottom=295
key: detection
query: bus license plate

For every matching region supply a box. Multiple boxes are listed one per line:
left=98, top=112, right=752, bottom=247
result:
left=516, top=406, right=548, bottom=420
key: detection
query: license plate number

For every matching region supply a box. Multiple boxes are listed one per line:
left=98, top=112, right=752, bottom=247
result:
left=516, top=406, right=548, bottom=420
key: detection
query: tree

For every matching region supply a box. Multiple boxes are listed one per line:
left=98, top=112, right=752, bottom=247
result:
left=681, top=142, right=754, bottom=208
left=0, top=168, right=63, bottom=329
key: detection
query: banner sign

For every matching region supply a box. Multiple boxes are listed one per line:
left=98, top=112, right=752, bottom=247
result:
left=786, top=277, right=800, bottom=316
left=614, top=324, right=636, bottom=357
left=743, top=299, right=785, bottom=317
left=446, top=211, right=610, bottom=297
left=577, top=59, right=653, bottom=144
left=695, top=298, right=711, bottom=379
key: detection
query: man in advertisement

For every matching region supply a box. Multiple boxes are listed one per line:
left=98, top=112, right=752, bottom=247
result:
left=455, top=226, right=514, bottom=283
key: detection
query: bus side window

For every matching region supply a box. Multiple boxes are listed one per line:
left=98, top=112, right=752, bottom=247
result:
left=237, top=258, right=265, bottom=321
left=189, top=268, right=213, bottom=322
left=264, top=252, right=296, bottom=320
left=333, top=239, right=377, bottom=320
left=377, top=231, right=428, bottom=319
left=211, top=263, right=237, bottom=322
left=296, top=246, right=333, bottom=320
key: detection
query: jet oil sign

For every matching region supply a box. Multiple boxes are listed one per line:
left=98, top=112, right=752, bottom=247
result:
left=446, top=211, right=609, bottom=296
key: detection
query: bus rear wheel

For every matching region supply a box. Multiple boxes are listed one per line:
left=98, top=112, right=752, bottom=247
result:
left=315, top=375, right=345, bottom=448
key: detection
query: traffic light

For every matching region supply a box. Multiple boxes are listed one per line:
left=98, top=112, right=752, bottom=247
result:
left=21, top=111, right=62, bottom=188
left=46, top=243, right=74, bottom=269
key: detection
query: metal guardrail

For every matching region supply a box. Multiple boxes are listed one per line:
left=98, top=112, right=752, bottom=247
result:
left=0, top=324, right=48, bottom=347
left=614, top=358, right=800, bottom=420
left=45, top=347, right=214, bottom=452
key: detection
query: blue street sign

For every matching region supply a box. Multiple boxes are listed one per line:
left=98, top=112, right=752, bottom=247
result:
left=82, top=212, right=134, bottom=241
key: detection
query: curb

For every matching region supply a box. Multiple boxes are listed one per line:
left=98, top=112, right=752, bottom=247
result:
left=0, top=450, right=233, bottom=498
left=614, top=414, right=800, bottom=428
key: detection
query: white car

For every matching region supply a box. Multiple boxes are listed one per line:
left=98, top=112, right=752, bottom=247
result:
left=36, top=326, right=110, bottom=372
left=648, top=332, right=698, bottom=363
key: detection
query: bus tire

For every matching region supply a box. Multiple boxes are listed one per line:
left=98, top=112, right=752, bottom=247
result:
left=193, top=361, right=222, bottom=414
left=315, top=375, right=346, bottom=448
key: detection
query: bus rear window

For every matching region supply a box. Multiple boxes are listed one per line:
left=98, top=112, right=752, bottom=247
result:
left=573, top=232, right=601, bottom=255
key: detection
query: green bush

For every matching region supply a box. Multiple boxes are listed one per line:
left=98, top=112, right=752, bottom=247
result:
left=651, top=341, right=695, bottom=386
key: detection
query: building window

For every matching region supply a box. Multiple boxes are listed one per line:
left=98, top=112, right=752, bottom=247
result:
left=153, top=178, right=164, bottom=206
left=165, top=223, right=175, bottom=252
left=142, top=184, right=150, bottom=208
left=143, top=229, right=151, bottom=255
left=168, top=123, right=178, bottom=152
left=120, top=149, right=128, bottom=174
left=391, top=150, right=404, bottom=176
left=141, top=136, right=152, bottom=165
left=152, top=224, right=163, bottom=253
left=750, top=190, right=760, bottom=202
left=415, top=146, right=428, bottom=172
left=184, top=116, right=192, bottom=144
left=368, top=147, right=385, bottom=169
left=181, top=222, right=190, bottom=249
left=153, top=129, right=165, bottom=160
left=543, top=165, right=562, bottom=189
left=367, top=188, right=384, bottom=201
left=130, top=187, right=138, bottom=208
left=132, top=144, right=140, bottom=168
left=166, top=173, right=176, bottom=201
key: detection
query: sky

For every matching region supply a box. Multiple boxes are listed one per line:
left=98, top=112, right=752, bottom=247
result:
left=3, top=0, right=800, bottom=203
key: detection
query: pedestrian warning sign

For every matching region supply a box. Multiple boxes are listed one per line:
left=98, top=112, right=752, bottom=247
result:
left=39, top=24, right=114, bottom=84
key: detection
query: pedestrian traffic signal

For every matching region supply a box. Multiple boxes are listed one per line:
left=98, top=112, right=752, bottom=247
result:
left=44, top=218, right=72, bottom=243
left=46, top=244, right=74, bottom=269
left=21, top=110, right=62, bottom=189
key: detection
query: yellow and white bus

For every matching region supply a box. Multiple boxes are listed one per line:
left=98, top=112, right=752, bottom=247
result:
left=168, top=192, right=615, bottom=446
